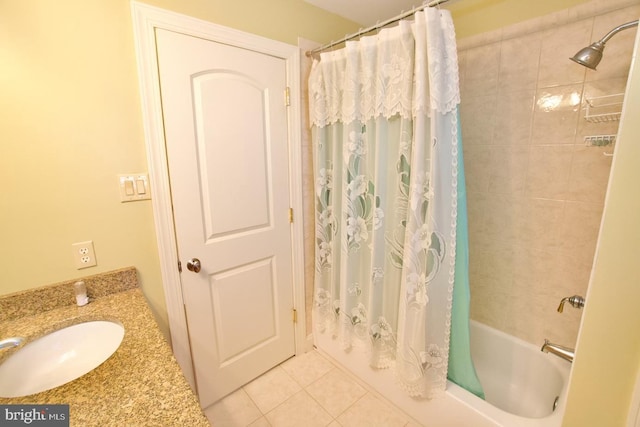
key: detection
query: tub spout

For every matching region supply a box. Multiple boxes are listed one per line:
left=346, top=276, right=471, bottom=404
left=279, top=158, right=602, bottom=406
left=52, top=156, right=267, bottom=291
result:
left=541, top=339, right=574, bottom=363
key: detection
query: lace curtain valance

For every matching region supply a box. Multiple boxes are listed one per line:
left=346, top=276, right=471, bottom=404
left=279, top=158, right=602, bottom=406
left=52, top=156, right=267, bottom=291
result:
left=308, top=10, right=460, bottom=128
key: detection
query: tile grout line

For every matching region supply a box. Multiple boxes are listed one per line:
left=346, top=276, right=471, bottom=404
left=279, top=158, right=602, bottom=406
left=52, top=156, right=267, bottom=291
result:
left=313, top=349, right=422, bottom=425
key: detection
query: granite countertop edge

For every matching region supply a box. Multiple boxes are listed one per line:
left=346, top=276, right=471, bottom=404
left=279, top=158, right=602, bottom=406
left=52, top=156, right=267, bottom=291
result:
left=0, top=271, right=209, bottom=427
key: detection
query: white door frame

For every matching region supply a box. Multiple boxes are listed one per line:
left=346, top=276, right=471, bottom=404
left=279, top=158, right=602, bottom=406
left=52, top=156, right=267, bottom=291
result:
left=130, top=1, right=306, bottom=390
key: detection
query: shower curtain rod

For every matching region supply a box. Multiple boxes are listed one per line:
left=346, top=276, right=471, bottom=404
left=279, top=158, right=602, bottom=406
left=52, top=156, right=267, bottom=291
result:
left=305, top=0, right=452, bottom=57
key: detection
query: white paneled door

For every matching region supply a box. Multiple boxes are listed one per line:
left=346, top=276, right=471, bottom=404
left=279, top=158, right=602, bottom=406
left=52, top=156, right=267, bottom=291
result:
left=155, top=28, right=296, bottom=408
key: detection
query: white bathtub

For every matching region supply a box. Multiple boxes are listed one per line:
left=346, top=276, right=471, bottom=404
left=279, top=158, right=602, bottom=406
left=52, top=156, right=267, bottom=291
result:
left=448, top=320, right=572, bottom=426
left=315, top=320, right=572, bottom=426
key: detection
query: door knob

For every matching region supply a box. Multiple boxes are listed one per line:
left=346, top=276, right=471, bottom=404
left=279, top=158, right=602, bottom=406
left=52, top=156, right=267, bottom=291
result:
left=186, top=258, right=201, bottom=273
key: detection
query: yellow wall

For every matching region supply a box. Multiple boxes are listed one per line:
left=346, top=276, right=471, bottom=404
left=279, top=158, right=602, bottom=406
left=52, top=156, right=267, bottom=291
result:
left=563, top=28, right=640, bottom=427
left=448, top=0, right=595, bottom=39
left=0, top=0, right=358, bottom=339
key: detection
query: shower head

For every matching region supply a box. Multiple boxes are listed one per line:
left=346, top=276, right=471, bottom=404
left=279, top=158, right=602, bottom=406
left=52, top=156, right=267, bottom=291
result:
left=570, top=20, right=639, bottom=70
left=570, top=41, right=604, bottom=70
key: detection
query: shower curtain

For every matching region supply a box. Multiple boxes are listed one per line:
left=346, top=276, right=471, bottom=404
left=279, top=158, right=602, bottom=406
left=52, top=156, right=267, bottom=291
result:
left=309, top=8, right=483, bottom=399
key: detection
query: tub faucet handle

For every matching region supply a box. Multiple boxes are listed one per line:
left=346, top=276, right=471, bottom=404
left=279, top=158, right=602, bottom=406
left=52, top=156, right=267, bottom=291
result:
left=557, top=295, right=585, bottom=313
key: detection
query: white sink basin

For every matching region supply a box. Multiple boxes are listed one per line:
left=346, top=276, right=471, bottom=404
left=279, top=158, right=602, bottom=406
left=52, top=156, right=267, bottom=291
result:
left=0, top=320, right=125, bottom=398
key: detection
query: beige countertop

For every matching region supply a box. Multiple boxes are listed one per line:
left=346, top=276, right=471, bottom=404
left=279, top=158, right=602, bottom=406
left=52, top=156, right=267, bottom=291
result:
left=0, top=267, right=209, bottom=427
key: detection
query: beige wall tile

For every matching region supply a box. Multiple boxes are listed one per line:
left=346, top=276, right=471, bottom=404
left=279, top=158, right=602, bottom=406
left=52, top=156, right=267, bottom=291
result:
left=517, top=198, right=566, bottom=250
left=567, top=144, right=614, bottom=203
left=459, top=0, right=628, bottom=349
left=462, top=145, right=492, bottom=193
left=461, top=43, right=501, bottom=98
left=460, top=94, right=497, bottom=145
left=532, top=84, right=583, bottom=144
left=525, top=145, right=574, bottom=199
left=558, top=201, right=605, bottom=264
left=510, top=246, right=591, bottom=347
left=501, top=295, right=547, bottom=344
left=538, top=19, right=592, bottom=87
left=486, top=145, right=530, bottom=194
left=493, top=90, right=535, bottom=145
left=513, top=247, right=591, bottom=297
left=481, top=193, right=526, bottom=244
left=551, top=252, right=594, bottom=296
left=511, top=246, right=557, bottom=293
left=498, top=33, right=542, bottom=93
left=469, top=285, right=509, bottom=331
left=475, top=238, right=518, bottom=283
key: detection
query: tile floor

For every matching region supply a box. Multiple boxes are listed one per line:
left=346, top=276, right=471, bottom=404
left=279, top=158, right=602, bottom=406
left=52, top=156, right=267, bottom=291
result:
left=203, top=350, right=423, bottom=427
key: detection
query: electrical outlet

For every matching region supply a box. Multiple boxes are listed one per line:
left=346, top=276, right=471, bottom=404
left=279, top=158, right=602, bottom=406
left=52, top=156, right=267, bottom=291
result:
left=72, top=241, right=97, bottom=269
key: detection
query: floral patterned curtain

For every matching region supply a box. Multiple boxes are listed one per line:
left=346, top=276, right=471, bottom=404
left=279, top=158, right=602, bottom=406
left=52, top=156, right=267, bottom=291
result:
left=309, top=9, right=461, bottom=398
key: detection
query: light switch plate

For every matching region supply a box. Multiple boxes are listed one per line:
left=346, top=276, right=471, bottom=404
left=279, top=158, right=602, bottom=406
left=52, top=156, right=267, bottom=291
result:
left=118, top=173, right=151, bottom=202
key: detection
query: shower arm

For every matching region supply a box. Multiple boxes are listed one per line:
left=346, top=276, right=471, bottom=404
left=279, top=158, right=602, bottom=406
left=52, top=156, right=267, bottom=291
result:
left=571, top=20, right=639, bottom=69
left=597, top=20, right=639, bottom=46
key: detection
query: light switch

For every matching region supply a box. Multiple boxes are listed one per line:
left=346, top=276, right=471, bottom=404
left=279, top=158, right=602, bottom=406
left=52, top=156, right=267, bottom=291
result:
left=118, top=173, right=151, bottom=202
left=124, top=180, right=135, bottom=196
left=136, top=179, right=146, bottom=195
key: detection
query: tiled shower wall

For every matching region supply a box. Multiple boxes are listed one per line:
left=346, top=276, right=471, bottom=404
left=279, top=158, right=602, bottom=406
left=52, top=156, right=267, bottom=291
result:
left=458, top=0, right=639, bottom=347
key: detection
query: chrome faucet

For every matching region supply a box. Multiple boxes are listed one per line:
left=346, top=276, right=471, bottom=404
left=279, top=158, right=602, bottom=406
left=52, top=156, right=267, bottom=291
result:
left=557, top=295, right=585, bottom=313
left=541, top=339, right=574, bottom=363
left=543, top=295, right=583, bottom=363
left=0, top=337, right=24, bottom=350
